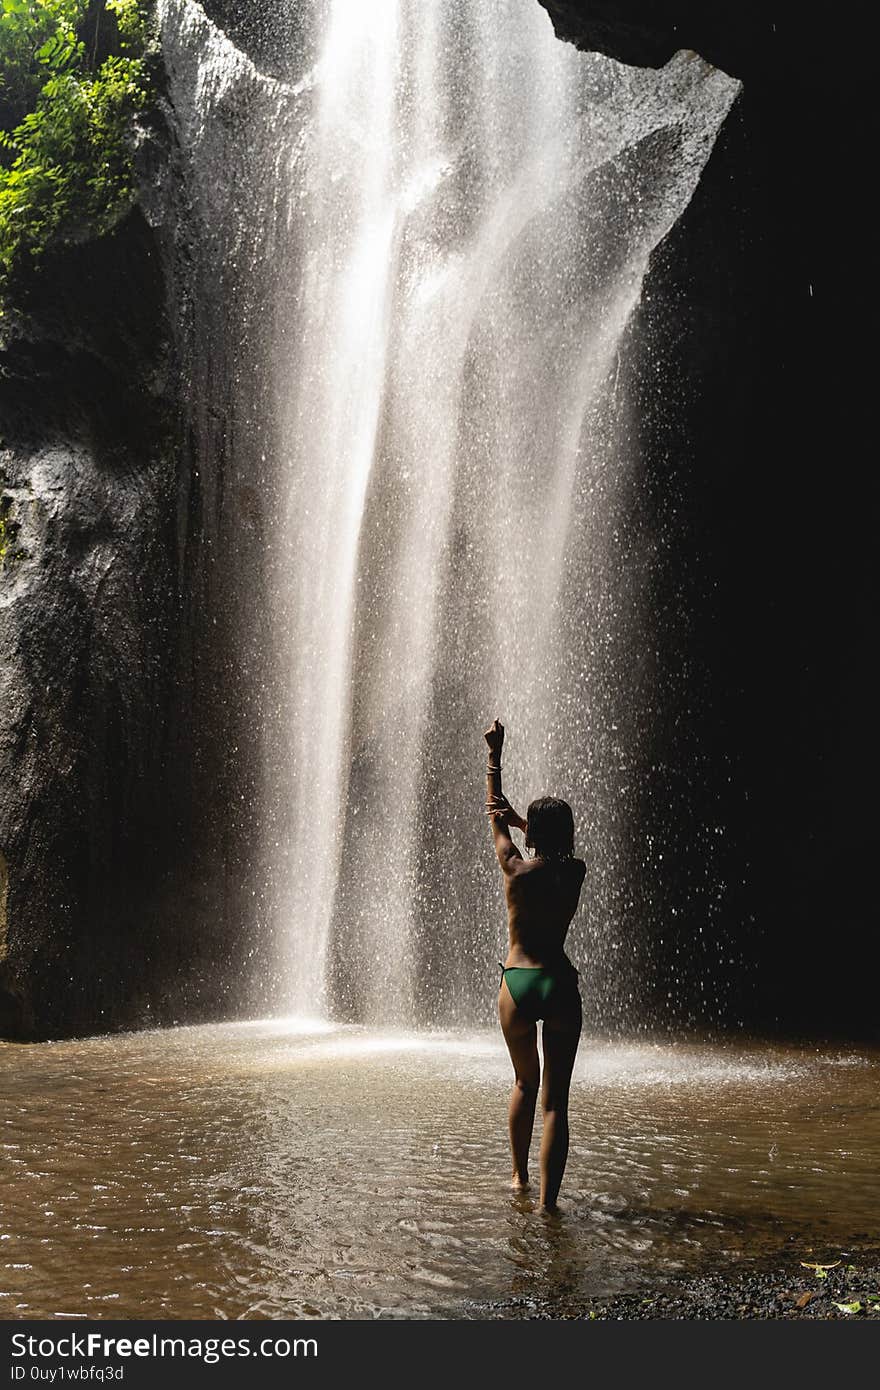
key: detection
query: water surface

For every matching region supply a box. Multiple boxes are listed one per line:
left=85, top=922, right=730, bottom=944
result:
left=1, top=1022, right=877, bottom=1318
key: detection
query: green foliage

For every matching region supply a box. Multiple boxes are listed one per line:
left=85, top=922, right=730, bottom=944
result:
left=107, top=0, right=148, bottom=50
left=0, top=1, right=81, bottom=130
left=0, top=0, right=152, bottom=313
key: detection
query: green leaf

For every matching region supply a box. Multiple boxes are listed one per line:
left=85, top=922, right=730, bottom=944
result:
left=833, top=1301, right=862, bottom=1315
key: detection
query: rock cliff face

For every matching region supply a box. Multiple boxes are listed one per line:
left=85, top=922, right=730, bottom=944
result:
left=536, top=3, right=788, bottom=81
left=0, top=16, right=275, bottom=1039
left=537, top=2, right=875, bottom=1035
left=0, top=210, right=179, bottom=1037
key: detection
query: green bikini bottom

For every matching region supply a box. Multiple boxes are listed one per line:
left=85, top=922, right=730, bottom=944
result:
left=501, top=964, right=580, bottom=1020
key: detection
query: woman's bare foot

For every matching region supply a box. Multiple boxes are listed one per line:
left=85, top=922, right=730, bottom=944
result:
left=511, top=1174, right=531, bottom=1192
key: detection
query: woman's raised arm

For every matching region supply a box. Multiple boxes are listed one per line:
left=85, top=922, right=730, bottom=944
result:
left=484, top=718, right=525, bottom=872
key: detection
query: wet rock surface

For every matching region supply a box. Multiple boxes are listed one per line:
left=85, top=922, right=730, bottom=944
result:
left=536, top=1, right=767, bottom=80
left=199, top=0, right=309, bottom=81
left=0, top=55, right=270, bottom=1038
left=0, top=212, right=179, bottom=1039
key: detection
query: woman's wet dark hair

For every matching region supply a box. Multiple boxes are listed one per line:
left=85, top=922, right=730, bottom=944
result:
left=525, top=796, right=575, bottom=861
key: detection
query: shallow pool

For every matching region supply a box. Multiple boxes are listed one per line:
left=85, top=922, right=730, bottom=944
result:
left=1, top=1021, right=877, bottom=1318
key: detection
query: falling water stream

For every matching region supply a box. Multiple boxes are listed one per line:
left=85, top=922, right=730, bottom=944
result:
left=156, top=0, right=738, bottom=1024
left=272, top=3, right=739, bottom=1026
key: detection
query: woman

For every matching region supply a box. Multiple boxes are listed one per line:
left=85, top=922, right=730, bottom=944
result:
left=484, top=717, right=586, bottom=1212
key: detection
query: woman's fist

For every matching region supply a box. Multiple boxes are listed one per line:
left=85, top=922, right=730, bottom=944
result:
left=484, top=718, right=505, bottom=755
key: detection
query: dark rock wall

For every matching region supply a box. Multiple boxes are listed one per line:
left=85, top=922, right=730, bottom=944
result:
left=0, top=212, right=181, bottom=1038
left=536, top=3, right=785, bottom=83
left=0, top=28, right=276, bottom=1039
left=539, top=3, right=875, bottom=1037
left=146, top=30, right=288, bottom=1034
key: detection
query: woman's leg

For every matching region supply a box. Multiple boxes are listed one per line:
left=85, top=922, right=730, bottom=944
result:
left=498, top=980, right=540, bottom=1189
left=539, top=990, right=582, bottom=1210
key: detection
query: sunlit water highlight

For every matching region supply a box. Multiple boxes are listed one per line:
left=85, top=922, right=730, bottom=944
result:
left=2, top=1024, right=877, bottom=1318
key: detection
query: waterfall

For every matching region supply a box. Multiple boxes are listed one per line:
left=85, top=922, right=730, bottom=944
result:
left=159, top=0, right=739, bottom=1029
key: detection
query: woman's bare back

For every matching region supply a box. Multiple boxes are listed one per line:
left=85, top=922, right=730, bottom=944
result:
left=503, top=856, right=586, bottom=967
